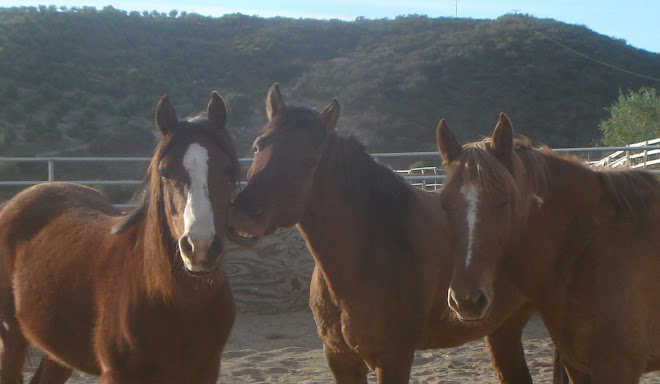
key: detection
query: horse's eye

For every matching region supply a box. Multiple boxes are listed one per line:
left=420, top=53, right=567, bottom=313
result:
left=252, top=137, right=262, bottom=153
left=495, top=199, right=510, bottom=209
left=159, top=167, right=170, bottom=179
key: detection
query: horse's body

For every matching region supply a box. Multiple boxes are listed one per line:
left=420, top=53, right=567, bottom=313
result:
left=0, top=93, right=239, bottom=384
left=437, top=113, right=660, bottom=383
left=227, top=84, right=539, bottom=384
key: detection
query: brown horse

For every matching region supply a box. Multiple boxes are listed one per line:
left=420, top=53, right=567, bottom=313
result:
left=227, top=84, right=543, bottom=384
left=0, top=92, right=239, bottom=384
left=437, top=113, right=660, bottom=383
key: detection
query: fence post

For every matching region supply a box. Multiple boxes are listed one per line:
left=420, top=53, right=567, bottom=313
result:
left=48, top=160, right=54, bottom=182
left=643, top=140, right=648, bottom=168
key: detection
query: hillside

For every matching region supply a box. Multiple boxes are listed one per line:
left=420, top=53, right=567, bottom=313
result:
left=1, top=6, right=659, bottom=159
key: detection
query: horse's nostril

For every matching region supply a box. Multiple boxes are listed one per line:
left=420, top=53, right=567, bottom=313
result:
left=208, top=236, right=223, bottom=258
left=179, top=235, right=194, bottom=255
left=448, top=290, right=460, bottom=311
left=473, top=289, right=488, bottom=308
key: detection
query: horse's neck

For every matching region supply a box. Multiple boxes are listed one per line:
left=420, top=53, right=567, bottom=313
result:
left=511, top=159, right=603, bottom=302
left=298, top=152, right=420, bottom=290
left=298, top=166, right=374, bottom=275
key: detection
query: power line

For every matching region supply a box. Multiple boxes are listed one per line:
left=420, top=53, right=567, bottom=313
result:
left=514, top=18, right=660, bottom=83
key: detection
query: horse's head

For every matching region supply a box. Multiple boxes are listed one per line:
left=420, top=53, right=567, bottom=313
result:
left=228, top=83, right=339, bottom=247
left=437, top=113, right=530, bottom=321
left=152, top=92, right=239, bottom=275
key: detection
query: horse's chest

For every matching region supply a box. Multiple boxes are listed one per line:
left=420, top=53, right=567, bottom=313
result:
left=311, top=285, right=407, bottom=365
left=339, top=311, right=378, bottom=349
left=99, top=292, right=234, bottom=380
left=129, top=298, right=232, bottom=349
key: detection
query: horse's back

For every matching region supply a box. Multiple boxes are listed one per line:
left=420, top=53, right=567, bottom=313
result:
left=0, top=181, right=120, bottom=239
left=0, top=182, right=121, bottom=276
left=0, top=182, right=117, bottom=285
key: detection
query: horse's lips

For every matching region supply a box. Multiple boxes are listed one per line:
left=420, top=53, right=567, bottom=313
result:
left=186, top=268, right=217, bottom=277
left=451, top=304, right=492, bottom=323
left=184, top=259, right=222, bottom=277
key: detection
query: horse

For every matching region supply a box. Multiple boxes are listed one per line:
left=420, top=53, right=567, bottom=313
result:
left=436, top=113, right=660, bottom=383
left=226, top=83, right=547, bottom=384
left=0, top=92, right=240, bottom=384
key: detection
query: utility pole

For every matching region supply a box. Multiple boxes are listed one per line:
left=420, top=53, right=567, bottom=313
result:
left=455, top=0, right=458, bottom=17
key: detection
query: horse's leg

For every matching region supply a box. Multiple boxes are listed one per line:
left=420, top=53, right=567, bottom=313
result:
left=553, top=348, right=575, bottom=384
left=483, top=305, right=534, bottom=384
left=0, top=318, right=28, bottom=384
left=28, top=356, right=72, bottom=384
left=562, top=363, right=591, bottom=384
left=324, top=346, right=369, bottom=384
left=373, top=349, right=415, bottom=384
left=189, top=351, right=221, bottom=384
left=311, top=269, right=369, bottom=384
left=587, top=356, right=644, bottom=384
left=99, top=370, right=120, bottom=384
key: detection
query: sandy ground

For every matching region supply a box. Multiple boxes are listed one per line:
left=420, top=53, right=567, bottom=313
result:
left=220, top=311, right=555, bottom=384
left=22, top=311, right=660, bottom=383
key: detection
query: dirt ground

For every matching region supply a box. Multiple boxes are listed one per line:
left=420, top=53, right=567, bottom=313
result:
left=22, top=311, right=660, bottom=383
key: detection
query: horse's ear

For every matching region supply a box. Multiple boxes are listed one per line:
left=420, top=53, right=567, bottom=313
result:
left=436, top=119, right=463, bottom=164
left=155, top=95, right=178, bottom=136
left=320, top=98, right=340, bottom=135
left=492, top=113, right=514, bottom=161
left=207, top=91, right=227, bottom=129
left=266, top=83, right=286, bottom=121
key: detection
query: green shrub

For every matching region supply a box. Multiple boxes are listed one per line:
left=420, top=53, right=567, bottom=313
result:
left=599, top=88, right=660, bottom=146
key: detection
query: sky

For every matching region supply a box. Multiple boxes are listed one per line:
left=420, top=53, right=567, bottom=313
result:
left=1, top=0, right=659, bottom=53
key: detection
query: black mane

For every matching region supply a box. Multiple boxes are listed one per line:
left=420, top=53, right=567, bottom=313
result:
left=323, top=132, right=415, bottom=253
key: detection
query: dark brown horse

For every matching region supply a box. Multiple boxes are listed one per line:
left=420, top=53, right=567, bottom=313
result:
left=0, top=92, right=239, bottom=384
left=437, top=113, right=660, bottom=383
left=227, top=84, right=542, bottom=384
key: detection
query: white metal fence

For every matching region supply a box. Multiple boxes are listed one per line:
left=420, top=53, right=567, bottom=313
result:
left=2, top=145, right=660, bottom=204
left=591, top=138, right=660, bottom=169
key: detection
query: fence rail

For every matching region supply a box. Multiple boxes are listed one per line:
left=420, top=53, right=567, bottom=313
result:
left=591, top=138, right=660, bottom=169
left=2, top=144, right=660, bottom=202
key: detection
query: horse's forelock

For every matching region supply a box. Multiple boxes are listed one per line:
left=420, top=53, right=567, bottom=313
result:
left=447, top=145, right=520, bottom=198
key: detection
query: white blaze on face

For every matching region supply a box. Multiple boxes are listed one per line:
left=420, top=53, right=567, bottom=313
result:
left=182, top=142, right=215, bottom=263
left=461, top=184, right=480, bottom=268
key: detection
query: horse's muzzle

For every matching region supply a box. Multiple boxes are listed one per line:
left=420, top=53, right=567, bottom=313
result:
left=179, top=235, right=224, bottom=275
left=447, top=287, right=492, bottom=322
